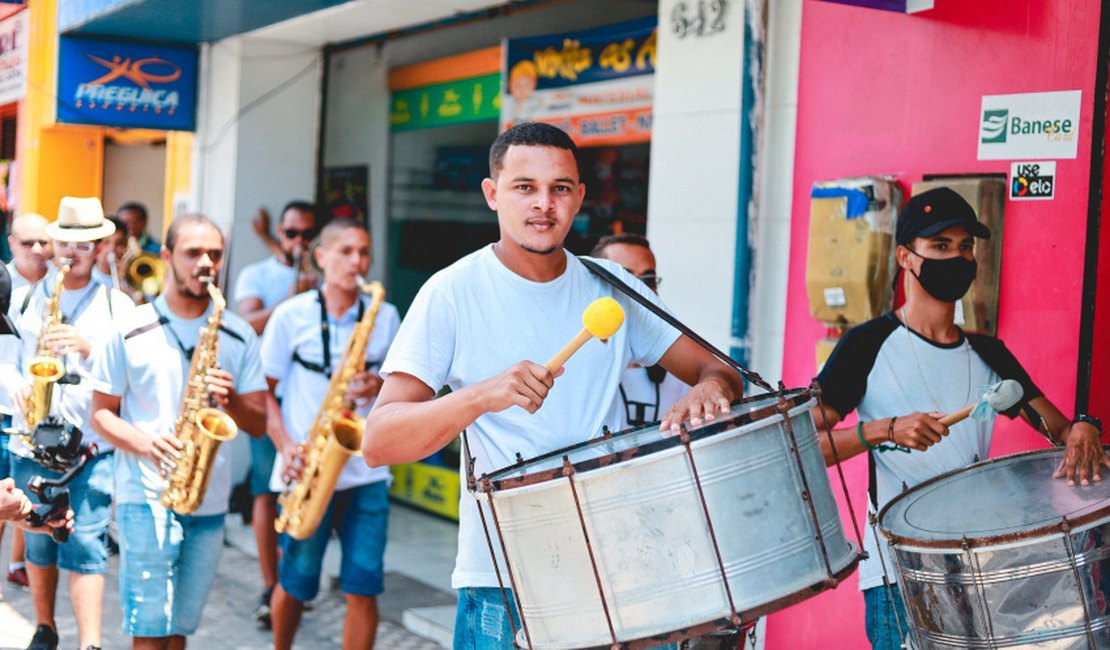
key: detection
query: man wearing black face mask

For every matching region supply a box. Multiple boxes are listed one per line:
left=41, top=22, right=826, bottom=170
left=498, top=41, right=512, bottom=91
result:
left=810, top=186, right=1107, bottom=650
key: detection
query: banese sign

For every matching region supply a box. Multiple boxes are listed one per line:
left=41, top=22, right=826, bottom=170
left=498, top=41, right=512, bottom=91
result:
left=978, top=90, right=1081, bottom=161
left=0, top=9, right=27, bottom=105
left=57, top=36, right=198, bottom=131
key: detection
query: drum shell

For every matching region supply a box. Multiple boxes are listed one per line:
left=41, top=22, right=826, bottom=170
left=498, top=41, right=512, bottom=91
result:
left=481, top=395, right=857, bottom=649
left=880, top=449, right=1110, bottom=650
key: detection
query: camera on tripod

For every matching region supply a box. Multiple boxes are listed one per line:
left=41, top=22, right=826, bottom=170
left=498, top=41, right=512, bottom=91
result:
left=3, top=415, right=96, bottom=542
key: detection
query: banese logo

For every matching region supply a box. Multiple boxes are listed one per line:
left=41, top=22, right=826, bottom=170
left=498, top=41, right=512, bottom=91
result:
left=978, top=90, right=1081, bottom=161
left=980, top=109, right=1009, bottom=143
left=1009, top=161, right=1055, bottom=201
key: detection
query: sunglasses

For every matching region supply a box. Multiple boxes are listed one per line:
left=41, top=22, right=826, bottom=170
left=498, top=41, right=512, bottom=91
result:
left=282, top=228, right=315, bottom=240
left=635, top=272, right=661, bottom=290
left=55, top=241, right=96, bottom=256
left=17, top=239, right=49, bottom=249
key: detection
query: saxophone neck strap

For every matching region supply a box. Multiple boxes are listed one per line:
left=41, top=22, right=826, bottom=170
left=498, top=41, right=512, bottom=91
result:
left=576, top=256, right=773, bottom=393
left=315, top=289, right=365, bottom=378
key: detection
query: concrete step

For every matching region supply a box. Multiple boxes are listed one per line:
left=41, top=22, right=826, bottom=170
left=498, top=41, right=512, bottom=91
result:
left=403, top=605, right=455, bottom=649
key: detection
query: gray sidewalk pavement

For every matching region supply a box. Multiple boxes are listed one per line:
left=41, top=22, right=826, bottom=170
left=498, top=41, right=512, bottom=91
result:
left=0, top=504, right=458, bottom=649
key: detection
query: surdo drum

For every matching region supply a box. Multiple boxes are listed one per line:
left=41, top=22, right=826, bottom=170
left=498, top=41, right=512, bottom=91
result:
left=879, top=449, right=1110, bottom=649
left=471, top=389, right=860, bottom=649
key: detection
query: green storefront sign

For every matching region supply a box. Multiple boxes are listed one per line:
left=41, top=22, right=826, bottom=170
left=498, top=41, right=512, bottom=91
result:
left=390, top=73, right=501, bottom=131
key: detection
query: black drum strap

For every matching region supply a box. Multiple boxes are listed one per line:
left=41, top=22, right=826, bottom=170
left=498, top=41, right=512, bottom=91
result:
left=578, top=256, right=773, bottom=393
left=868, top=450, right=878, bottom=510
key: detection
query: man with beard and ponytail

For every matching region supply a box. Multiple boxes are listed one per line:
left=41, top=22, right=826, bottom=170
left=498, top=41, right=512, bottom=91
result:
left=811, top=187, right=1108, bottom=650
left=90, top=214, right=267, bottom=650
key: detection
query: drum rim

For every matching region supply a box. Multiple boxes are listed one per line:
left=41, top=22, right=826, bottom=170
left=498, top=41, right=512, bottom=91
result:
left=477, top=388, right=812, bottom=492
left=877, top=448, right=1110, bottom=549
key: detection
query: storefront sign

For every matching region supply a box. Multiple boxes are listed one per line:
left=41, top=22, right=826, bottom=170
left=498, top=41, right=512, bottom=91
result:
left=1009, top=161, right=1055, bottom=201
left=390, top=73, right=500, bottom=132
left=978, top=90, right=1081, bottom=161
left=56, top=36, right=198, bottom=131
left=501, top=17, right=657, bottom=146
left=0, top=9, right=27, bottom=105
left=817, top=0, right=933, bottom=12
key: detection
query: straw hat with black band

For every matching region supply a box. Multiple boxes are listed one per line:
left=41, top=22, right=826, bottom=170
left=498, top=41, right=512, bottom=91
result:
left=45, top=197, right=116, bottom=243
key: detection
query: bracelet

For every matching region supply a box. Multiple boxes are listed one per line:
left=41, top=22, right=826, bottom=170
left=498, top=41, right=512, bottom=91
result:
left=857, top=421, right=877, bottom=450
left=858, top=420, right=911, bottom=454
left=888, top=416, right=897, bottom=443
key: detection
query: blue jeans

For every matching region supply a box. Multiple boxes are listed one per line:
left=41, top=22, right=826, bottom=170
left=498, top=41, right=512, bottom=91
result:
left=278, top=480, right=389, bottom=601
left=864, top=584, right=912, bottom=650
left=454, top=587, right=679, bottom=649
left=117, top=503, right=225, bottom=637
left=248, top=434, right=278, bottom=496
left=12, top=453, right=113, bottom=574
left=454, top=587, right=521, bottom=650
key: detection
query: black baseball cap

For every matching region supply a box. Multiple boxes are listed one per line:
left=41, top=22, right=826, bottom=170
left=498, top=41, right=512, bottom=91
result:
left=896, top=187, right=991, bottom=245
left=0, top=264, right=15, bottom=336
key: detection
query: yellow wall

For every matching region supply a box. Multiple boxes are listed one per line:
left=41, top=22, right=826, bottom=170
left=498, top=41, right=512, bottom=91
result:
left=16, top=0, right=187, bottom=224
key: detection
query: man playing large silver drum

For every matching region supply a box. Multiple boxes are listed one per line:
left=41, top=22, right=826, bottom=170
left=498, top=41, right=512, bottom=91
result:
left=363, top=122, right=744, bottom=649
left=812, top=186, right=1107, bottom=650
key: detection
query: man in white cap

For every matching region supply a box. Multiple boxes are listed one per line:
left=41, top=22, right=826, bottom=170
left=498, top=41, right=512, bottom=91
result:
left=0, top=196, right=134, bottom=650
left=7, top=213, right=53, bottom=291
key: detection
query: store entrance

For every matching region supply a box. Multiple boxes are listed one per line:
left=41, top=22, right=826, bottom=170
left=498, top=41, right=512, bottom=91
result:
left=102, top=137, right=166, bottom=235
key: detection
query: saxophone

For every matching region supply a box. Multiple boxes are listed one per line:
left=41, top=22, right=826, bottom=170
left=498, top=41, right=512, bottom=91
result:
left=24, top=261, right=71, bottom=431
left=161, top=277, right=239, bottom=515
left=275, top=281, right=385, bottom=540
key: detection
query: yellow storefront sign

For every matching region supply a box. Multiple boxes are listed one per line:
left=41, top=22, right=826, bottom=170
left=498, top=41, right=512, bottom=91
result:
left=389, top=462, right=460, bottom=521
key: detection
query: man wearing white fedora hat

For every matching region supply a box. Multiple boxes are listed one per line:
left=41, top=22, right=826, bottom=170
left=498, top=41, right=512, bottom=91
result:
left=0, top=196, right=135, bottom=650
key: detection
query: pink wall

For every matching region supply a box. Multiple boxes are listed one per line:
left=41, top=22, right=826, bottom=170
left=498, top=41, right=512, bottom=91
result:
left=768, top=1, right=1105, bottom=648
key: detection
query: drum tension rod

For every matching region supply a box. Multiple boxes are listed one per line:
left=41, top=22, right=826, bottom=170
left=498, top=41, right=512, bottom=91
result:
left=1059, top=516, right=1098, bottom=648
left=479, top=475, right=534, bottom=649
left=562, top=457, right=621, bottom=649
left=678, top=424, right=744, bottom=629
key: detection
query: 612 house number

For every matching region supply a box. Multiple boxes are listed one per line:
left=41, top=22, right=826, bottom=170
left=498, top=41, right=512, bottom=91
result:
left=671, top=0, right=727, bottom=39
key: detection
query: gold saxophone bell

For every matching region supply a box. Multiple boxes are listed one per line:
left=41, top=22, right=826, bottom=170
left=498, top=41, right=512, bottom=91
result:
left=25, top=357, right=64, bottom=430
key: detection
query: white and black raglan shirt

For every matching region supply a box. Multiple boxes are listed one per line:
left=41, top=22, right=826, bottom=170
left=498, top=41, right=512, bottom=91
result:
left=816, top=311, right=1042, bottom=591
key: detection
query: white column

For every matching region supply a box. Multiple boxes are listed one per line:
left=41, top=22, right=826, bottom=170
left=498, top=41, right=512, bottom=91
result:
left=648, top=0, right=746, bottom=354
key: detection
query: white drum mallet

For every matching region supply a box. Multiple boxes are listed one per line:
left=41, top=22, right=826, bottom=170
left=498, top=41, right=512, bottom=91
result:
left=939, top=379, right=1024, bottom=427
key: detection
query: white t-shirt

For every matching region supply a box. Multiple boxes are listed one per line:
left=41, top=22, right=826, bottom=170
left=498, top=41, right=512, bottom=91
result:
left=260, top=288, right=400, bottom=492
left=6, top=260, right=52, bottom=292
left=380, top=246, right=682, bottom=589
left=233, top=256, right=297, bottom=310
left=91, top=295, right=266, bottom=516
left=816, top=313, right=1041, bottom=592
left=0, top=274, right=134, bottom=451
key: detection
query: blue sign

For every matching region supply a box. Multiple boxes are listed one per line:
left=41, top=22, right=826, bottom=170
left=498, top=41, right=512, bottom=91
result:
left=57, top=36, right=197, bottom=131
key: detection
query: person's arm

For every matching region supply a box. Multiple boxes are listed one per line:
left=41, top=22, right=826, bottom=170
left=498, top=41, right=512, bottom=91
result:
left=363, top=362, right=557, bottom=467
left=1018, top=396, right=1109, bottom=486
left=813, top=402, right=950, bottom=466
left=203, top=368, right=267, bottom=436
left=251, top=207, right=283, bottom=258
left=656, top=335, right=744, bottom=431
left=264, top=377, right=303, bottom=485
left=91, top=391, right=181, bottom=469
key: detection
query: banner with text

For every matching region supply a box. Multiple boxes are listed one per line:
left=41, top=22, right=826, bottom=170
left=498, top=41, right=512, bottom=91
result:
left=0, top=9, right=27, bottom=106
left=501, top=16, right=657, bottom=147
left=390, top=73, right=500, bottom=132
left=57, top=36, right=198, bottom=131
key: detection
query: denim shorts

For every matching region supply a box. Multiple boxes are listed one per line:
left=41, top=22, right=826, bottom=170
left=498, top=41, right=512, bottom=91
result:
left=0, top=437, right=11, bottom=480
left=864, top=584, right=912, bottom=650
left=117, top=502, right=225, bottom=638
left=248, top=434, right=278, bottom=496
left=278, top=480, right=389, bottom=602
left=12, top=453, right=113, bottom=574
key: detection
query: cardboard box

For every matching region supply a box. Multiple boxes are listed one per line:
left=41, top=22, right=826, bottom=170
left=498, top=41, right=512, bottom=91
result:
left=806, top=178, right=901, bottom=326
left=911, top=177, right=1005, bottom=335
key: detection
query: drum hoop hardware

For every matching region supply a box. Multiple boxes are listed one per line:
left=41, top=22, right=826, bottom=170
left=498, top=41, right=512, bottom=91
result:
left=483, top=389, right=814, bottom=491
left=811, top=381, right=867, bottom=558
left=678, top=423, right=744, bottom=629
left=562, top=457, right=620, bottom=649
left=777, top=395, right=837, bottom=586
left=464, top=431, right=534, bottom=650
left=962, top=537, right=999, bottom=650
left=877, top=448, right=1110, bottom=549
left=1059, top=517, right=1099, bottom=648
